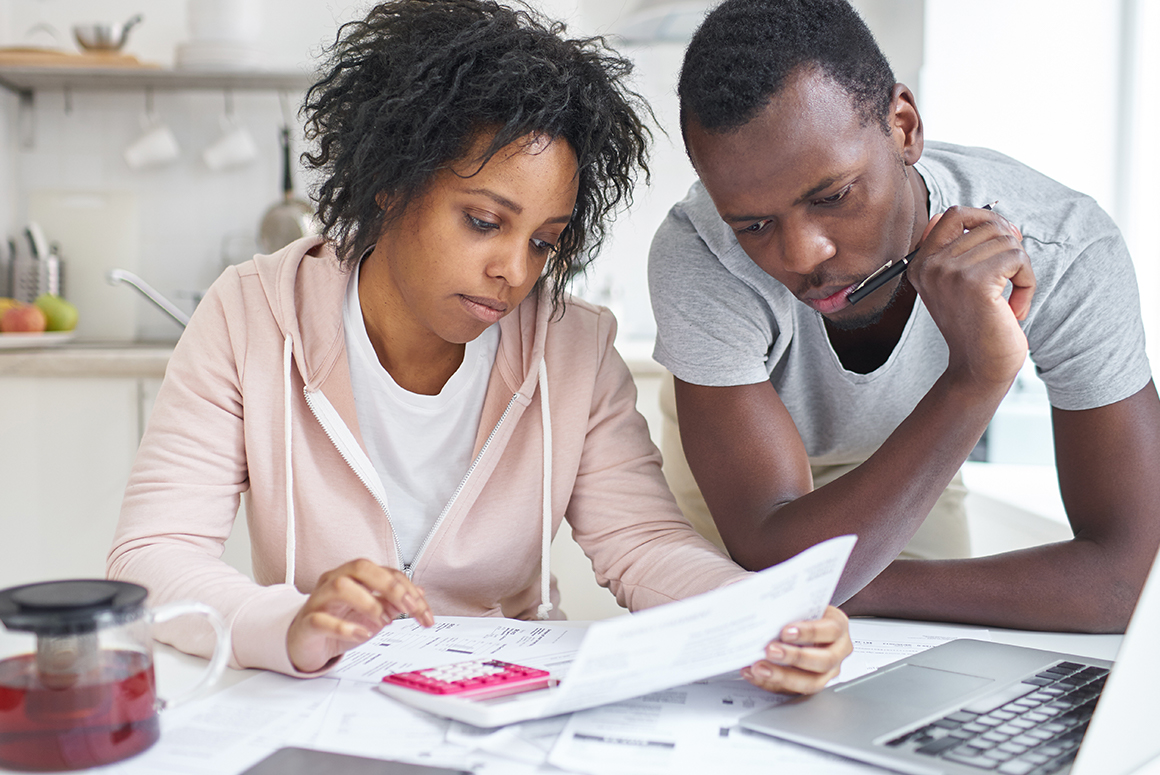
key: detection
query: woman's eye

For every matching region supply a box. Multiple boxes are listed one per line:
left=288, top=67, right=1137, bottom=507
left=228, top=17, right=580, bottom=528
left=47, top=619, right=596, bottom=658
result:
left=531, top=238, right=555, bottom=254
left=467, top=214, right=499, bottom=232
left=741, top=219, right=771, bottom=234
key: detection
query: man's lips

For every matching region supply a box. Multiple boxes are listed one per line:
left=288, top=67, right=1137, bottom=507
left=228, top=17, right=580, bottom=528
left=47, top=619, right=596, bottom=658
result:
left=802, top=283, right=858, bottom=315
left=459, top=294, right=509, bottom=323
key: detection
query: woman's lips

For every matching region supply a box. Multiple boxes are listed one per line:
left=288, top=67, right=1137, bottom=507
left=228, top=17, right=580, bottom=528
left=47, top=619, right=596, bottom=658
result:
left=803, top=284, right=857, bottom=315
left=459, top=294, right=508, bottom=324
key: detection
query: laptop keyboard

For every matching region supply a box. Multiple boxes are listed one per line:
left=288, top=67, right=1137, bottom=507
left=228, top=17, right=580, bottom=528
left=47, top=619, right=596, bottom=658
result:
left=884, top=660, right=1109, bottom=774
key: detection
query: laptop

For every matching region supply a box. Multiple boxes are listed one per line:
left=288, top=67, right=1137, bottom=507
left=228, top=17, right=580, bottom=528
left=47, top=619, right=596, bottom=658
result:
left=740, top=546, right=1160, bottom=775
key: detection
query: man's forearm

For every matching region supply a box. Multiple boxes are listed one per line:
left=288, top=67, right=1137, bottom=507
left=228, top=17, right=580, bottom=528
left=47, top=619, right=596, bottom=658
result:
left=718, top=371, right=1010, bottom=600
left=841, top=538, right=1143, bottom=633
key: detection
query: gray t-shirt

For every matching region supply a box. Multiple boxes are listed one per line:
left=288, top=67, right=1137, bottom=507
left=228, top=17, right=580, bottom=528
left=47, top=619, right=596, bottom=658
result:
left=649, top=141, right=1152, bottom=466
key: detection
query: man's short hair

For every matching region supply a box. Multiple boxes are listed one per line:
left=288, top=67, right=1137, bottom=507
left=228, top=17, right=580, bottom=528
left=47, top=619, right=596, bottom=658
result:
left=678, top=0, right=895, bottom=138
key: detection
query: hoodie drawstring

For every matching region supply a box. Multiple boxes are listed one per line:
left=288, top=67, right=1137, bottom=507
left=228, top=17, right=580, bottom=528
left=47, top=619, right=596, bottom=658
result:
left=536, top=357, right=553, bottom=620
left=283, top=335, right=297, bottom=587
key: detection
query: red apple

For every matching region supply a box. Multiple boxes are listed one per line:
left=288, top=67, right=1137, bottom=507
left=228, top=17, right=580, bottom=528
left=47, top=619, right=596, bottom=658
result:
left=1, top=303, right=47, bottom=333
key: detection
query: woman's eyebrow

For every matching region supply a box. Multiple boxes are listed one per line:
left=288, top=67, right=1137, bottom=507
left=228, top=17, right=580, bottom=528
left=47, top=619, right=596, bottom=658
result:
left=463, top=187, right=523, bottom=213
left=463, top=187, right=572, bottom=224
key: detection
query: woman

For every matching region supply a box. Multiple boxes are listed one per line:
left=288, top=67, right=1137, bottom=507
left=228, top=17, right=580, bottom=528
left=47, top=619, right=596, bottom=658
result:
left=108, top=0, right=850, bottom=692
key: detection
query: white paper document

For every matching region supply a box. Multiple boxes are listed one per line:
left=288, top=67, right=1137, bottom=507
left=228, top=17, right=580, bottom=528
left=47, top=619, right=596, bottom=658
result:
left=330, top=616, right=587, bottom=682
left=377, top=535, right=856, bottom=726
left=547, top=674, right=870, bottom=775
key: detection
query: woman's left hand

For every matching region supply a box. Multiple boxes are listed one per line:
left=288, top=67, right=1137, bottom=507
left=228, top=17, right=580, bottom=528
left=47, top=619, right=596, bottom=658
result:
left=742, top=605, right=852, bottom=694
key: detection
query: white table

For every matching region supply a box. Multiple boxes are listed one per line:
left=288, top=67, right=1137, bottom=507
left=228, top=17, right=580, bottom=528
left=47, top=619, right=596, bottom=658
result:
left=4, top=619, right=1154, bottom=775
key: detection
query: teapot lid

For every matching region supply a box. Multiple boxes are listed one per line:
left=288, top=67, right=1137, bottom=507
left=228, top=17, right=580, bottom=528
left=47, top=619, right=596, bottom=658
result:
left=0, top=579, right=148, bottom=634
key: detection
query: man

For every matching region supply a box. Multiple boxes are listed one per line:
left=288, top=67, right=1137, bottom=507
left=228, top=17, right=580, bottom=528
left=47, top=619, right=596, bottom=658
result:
left=648, top=0, right=1160, bottom=632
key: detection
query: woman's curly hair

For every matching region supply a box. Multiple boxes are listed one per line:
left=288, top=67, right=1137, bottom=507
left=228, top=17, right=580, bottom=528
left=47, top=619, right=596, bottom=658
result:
left=302, top=0, right=651, bottom=309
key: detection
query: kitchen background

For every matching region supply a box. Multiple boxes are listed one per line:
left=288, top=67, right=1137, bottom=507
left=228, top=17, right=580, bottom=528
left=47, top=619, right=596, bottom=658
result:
left=1, top=0, right=1154, bottom=350
left=0, top=0, right=1157, bottom=602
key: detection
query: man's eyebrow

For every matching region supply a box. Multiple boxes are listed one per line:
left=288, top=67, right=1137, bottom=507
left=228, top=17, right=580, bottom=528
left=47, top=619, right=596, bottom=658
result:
left=793, top=175, right=845, bottom=205
left=462, top=187, right=571, bottom=224
left=721, top=175, right=850, bottom=224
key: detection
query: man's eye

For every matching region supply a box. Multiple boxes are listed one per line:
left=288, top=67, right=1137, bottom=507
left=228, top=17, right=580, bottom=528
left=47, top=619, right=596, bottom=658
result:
left=816, top=186, right=851, bottom=205
left=742, top=219, right=771, bottom=234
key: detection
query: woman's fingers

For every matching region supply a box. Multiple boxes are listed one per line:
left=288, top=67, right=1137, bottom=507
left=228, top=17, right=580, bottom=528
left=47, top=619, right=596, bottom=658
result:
left=742, top=660, right=840, bottom=695
left=344, top=559, right=435, bottom=627
left=315, top=559, right=434, bottom=627
left=288, top=560, right=436, bottom=673
left=304, top=610, right=375, bottom=643
left=744, top=606, right=852, bottom=694
left=779, top=605, right=850, bottom=650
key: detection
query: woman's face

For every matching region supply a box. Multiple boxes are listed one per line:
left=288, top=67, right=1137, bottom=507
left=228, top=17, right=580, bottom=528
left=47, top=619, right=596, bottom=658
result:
left=364, top=133, right=579, bottom=348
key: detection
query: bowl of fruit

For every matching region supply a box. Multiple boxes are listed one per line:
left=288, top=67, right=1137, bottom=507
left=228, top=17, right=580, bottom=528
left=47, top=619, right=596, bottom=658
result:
left=0, top=295, right=79, bottom=348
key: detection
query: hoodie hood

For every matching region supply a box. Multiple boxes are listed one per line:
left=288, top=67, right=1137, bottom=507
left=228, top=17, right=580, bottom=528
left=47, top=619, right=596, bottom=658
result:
left=252, top=235, right=552, bottom=400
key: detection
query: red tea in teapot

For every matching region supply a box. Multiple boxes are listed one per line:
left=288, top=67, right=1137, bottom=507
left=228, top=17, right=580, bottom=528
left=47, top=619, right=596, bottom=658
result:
left=0, top=649, right=158, bottom=771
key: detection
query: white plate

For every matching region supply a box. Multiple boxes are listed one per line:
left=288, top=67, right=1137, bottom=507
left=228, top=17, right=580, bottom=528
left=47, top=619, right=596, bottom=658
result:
left=0, top=331, right=77, bottom=349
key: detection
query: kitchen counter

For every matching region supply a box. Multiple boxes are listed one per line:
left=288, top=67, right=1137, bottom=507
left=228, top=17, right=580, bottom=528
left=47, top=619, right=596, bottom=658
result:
left=0, top=338, right=664, bottom=380
left=0, top=340, right=175, bottom=378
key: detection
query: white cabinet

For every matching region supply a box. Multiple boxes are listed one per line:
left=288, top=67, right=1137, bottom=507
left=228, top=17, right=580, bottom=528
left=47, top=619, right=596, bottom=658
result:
left=0, top=375, right=148, bottom=587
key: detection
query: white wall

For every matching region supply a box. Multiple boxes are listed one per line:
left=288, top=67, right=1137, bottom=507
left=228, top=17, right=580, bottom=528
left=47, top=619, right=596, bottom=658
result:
left=0, top=1, right=368, bottom=338
left=0, top=0, right=927, bottom=343
left=921, top=0, right=1160, bottom=463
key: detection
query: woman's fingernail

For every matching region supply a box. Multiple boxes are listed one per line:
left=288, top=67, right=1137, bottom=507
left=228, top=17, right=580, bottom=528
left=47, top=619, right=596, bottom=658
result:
left=767, top=645, right=786, bottom=661
left=782, top=626, right=800, bottom=642
left=752, top=664, right=772, bottom=680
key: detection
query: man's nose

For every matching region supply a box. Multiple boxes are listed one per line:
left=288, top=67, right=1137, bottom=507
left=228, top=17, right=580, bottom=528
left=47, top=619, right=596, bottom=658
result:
left=778, top=220, right=836, bottom=276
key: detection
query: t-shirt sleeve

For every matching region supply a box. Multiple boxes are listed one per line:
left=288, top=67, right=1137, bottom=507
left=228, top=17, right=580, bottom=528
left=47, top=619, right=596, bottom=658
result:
left=1024, top=210, right=1152, bottom=411
left=648, top=203, right=779, bottom=387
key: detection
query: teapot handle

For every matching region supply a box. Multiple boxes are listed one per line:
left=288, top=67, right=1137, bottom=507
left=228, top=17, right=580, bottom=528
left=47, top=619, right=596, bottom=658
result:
left=150, top=601, right=231, bottom=710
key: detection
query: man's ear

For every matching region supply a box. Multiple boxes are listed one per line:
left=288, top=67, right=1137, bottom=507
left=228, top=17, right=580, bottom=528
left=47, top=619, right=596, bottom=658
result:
left=890, top=83, right=924, bottom=166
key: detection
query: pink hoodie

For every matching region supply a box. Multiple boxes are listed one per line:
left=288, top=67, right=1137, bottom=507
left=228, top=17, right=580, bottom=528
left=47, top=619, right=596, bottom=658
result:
left=108, top=237, right=749, bottom=676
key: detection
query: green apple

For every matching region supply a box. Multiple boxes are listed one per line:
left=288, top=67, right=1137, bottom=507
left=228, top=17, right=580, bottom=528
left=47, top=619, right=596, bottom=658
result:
left=34, top=294, right=78, bottom=332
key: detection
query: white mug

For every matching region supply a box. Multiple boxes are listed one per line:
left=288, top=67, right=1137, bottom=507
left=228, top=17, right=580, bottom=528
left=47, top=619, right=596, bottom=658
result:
left=203, top=117, right=257, bottom=171
left=124, top=113, right=180, bottom=170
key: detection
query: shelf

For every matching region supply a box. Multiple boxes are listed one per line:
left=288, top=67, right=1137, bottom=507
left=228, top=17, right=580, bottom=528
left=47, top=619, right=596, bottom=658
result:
left=0, top=66, right=315, bottom=97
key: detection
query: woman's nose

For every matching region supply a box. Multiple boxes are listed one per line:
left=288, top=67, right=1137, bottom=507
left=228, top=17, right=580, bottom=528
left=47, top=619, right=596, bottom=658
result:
left=488, top=240, right=531, bottom=287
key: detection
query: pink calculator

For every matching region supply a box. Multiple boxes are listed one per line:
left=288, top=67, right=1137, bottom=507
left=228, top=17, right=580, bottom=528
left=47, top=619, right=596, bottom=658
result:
left=383, top=659, right=554, bottom=699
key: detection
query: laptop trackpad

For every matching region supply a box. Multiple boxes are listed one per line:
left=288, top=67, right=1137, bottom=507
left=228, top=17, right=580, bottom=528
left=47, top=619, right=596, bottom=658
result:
left=835, top=664, right=993, bottom=709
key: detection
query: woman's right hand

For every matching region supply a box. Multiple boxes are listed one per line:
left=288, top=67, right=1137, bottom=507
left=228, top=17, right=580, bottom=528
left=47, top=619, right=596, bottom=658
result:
left=287, top=558, right=435, bottom=673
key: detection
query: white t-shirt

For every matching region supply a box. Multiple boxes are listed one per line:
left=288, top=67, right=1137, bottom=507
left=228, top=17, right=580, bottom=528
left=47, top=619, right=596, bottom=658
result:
left=343, top=264, right=500, bottom=566
left=649, top=141, right=1151, bottom=466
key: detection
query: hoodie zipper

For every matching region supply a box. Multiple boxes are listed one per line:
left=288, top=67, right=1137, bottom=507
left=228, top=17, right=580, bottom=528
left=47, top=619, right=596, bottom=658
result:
left=304, top=386, right=521, bottom=580
left=303, top=387, right=406, bottom=570
left=406, top=392, right=521, bottom=576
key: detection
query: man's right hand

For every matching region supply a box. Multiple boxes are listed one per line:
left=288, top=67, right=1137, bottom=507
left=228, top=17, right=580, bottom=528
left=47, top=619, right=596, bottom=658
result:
left=908, top=205, right=1034, bottom=393
left=287, top=558, right=434, bottom=673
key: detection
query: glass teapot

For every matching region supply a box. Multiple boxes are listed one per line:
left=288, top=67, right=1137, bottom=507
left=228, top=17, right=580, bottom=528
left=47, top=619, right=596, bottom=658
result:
left=0, top=579, right=229, bottom=772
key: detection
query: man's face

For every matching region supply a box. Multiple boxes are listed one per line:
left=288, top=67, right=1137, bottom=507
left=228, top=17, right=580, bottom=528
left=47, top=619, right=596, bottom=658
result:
left=686, top=68, right=924, bottom=329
